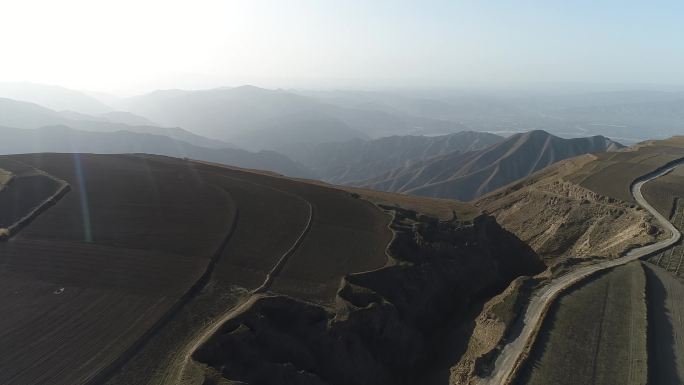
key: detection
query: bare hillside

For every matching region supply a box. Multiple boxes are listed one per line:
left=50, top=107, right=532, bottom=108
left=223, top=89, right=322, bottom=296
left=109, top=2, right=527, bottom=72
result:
left=476, top=138, right=684, bottom=261
left=278, top=131, right=503, bottom=184
left=356, top=130, right=622, bottom=201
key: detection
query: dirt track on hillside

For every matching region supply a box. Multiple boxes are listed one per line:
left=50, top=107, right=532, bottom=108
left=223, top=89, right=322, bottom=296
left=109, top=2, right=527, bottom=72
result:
left=479, top=158, right=684, bottom=385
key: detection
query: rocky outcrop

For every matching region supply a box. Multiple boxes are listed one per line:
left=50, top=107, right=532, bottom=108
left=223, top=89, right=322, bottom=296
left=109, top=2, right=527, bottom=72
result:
left=193, top=207, right=544, bottom=385
left=477, top=178, right=662, bottom=260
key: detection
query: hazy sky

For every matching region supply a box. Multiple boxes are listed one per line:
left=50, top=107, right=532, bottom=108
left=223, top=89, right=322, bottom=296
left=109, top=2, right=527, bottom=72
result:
left=1, top=0, right=682, bottom=94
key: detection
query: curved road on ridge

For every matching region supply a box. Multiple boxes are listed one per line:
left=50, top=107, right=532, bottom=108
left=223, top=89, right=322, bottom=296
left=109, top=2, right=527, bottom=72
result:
left=480, top=159, right=684, bottom=385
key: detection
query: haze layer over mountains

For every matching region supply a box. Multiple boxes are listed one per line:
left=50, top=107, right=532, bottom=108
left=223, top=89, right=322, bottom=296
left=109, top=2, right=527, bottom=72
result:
left=1, top=81, right=673, bottom=200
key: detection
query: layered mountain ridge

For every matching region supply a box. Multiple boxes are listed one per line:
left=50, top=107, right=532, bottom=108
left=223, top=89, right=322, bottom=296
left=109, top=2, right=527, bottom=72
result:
left=355, top=130, right=623, bottom=201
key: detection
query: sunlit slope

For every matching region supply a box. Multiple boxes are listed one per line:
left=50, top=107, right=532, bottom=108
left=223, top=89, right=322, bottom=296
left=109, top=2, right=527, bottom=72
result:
left=357, top=130, right=621, bottom=201
left=477, top=137, right=684, bottom=261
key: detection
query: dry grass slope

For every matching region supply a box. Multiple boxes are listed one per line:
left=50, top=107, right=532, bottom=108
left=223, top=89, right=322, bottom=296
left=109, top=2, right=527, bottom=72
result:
left=477, top=158, right=660, bottom=261
left=477, top=137, right=684, bottom=262
left=356, top=130, right=621, bottom=202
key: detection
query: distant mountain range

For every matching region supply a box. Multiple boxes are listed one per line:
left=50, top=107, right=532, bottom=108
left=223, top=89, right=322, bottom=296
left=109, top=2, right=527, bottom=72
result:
left=0, top=93, right=624, bottom=198
left=278, top=131, right=503, bottom=184
left=0, top=83, right=635, bottom=200
left=0, top=82, right=113, bottom=115
left=62, top=110, right=158, bottom=127
left=3, top=82, right=684, bottom=147
left=117, top=85, right=468, bottom=150
left=296, top=88, right=684, bottom=143
left=0, top=126, right=312, bottom=178
left=0, top=97, right=234, bottom=149
left=354, top=130, right=623, bottom=201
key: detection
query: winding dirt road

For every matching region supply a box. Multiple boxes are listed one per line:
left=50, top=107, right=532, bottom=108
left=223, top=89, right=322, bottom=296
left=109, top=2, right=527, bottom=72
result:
left=159, top=184, right=314, bottom=385
left=480, top=159, right=684, bottom=385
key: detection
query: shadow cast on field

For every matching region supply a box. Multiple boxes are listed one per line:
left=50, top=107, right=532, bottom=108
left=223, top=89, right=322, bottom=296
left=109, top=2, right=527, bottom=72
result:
left=419, top=301, right=485, bottom=385
left=644, top=264, right=682, bottom=385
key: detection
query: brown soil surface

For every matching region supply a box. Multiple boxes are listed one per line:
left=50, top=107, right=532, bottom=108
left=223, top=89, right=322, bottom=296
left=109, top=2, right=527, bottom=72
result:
left=514, top=261, right=648, bottom=385
left=642, top=165, right=684, bottom=219
left=191, top=207, right=543, bottom=385
left=0, top=174, right=61, bottom=228
left=647, top=199, right=684, bottom=277
left=569, top=137, right=684, bottom=203
left=0, top=153, right=394, bottom=385
left=343, top=186, right=480, bottom=221
left=189, top=160, right=393, bottom=304
left=0, top=153, right=235, bottom=385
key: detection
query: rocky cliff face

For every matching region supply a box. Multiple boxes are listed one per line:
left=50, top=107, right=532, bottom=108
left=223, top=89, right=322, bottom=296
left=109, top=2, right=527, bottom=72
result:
left=477, top=177, right=661, bottom=260
left=193, top=207, right=544, bottom=385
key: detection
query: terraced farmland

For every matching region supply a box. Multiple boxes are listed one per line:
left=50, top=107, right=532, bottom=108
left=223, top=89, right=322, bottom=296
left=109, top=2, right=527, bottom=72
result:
left=0, top=153, right=237, bottom=385
left=514, top=261, right=648, bottom=385
left=569, top=137, right=684, bottom=203
left=0, top=153, right=395, bottom=384
left=641, top=166, right=684, bottom=218
left=0, top=158, right=67, bottom=237
left=0, top=175, right=62, bottom=228
left=648, top=201, right=684, bottom=275
left=187, top=161, right=393, bottom=304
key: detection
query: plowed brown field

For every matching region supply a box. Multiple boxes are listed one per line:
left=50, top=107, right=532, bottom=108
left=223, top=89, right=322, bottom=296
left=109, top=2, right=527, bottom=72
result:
left=0, top=153, right=392, bottom=384
left=514, top=262, right=648, bottom=385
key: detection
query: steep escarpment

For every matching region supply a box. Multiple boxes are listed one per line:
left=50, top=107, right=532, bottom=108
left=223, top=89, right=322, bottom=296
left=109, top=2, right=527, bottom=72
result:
left=477, top=171, right=660, bottom=260
left=192, top=207, right=544, bottom=385
left=449, top=275, right=540, bottom=384
left=476, top=138, right=684, bottom=263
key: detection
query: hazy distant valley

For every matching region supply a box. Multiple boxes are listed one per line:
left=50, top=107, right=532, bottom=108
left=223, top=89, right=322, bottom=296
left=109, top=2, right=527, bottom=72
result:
left=1, top=81, right=680, bottom=202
